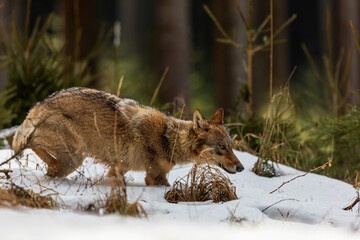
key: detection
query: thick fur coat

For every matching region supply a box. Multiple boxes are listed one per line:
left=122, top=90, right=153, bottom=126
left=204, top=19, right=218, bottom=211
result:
left=13, top=88, right=244, bottom=185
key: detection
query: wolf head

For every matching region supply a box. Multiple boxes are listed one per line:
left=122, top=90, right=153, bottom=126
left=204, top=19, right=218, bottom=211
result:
left=190, top=108, right=244, bottom=174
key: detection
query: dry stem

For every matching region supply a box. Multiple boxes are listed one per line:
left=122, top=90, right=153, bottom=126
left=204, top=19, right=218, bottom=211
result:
left=349, top=20, right=360, bottom=52
left=269, top=158, right=332, bottom=194
left=150, top=66, right=169, bottom=106
left=0, top=169, right=13, bottom=179
left=343, top=191, right=360, bottom=211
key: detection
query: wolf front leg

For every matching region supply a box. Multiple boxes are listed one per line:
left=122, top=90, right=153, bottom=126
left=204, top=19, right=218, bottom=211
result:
left=32, top=147, right=59, bottom=177
left=144, top=157, right=174, bottom=186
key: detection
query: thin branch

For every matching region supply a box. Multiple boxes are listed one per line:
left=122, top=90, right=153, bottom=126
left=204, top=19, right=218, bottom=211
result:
left=343, top=192, right=360, bottom=211
left=203, top=4, right=242, bottom=49
left=253, top=14, right=297, bottom=53
left=301, top=43, right=324, bottom=83
left=232, top=0, right=249, bottom=30
left=0, top=152, right=21, bottom=168
left=285, top=66, right=297, bottom=86
left=0, top=169, right=13, bottom=179
left=270, top=158, right=332, bottom=194
left=252, top=15, right=271, bottom=42
left=273, top=14, right=297, bottom=40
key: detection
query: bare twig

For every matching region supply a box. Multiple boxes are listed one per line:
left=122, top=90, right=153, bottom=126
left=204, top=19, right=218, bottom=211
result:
left=269, top=158, right=332, bottom=194
left=343, top=193, right=360, bottom=211
left=0, top=169, right=13, bottom=179
left=232, top=0, right=249, bottom=30
left=203, top=4, right=244, bottom=49
left=0, top=151, right=22, bottom=168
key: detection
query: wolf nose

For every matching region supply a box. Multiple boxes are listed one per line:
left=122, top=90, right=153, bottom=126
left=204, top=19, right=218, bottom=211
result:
left=236, top=165, right=244, bottom=172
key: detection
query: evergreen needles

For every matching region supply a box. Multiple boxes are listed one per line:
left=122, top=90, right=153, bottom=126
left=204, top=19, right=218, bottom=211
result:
left=0, top=0, right=111, bottom=127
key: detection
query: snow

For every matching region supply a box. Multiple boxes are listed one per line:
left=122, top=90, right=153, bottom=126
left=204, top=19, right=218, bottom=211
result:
left=0, top=148, right=359, bottom=239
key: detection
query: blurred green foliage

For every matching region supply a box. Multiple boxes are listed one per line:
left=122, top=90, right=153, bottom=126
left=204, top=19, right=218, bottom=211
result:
left=0, top=6, right=110, bottom=127
left=302, top=105, right=360, bottom=181
left=0, top=88, right=16, bottom=129
left=0, top=2, right=359, bottom=187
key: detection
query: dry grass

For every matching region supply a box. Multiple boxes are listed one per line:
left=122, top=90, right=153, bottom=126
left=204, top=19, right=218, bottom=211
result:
left=269, top=158, right=332, bottom=194
left=84, top=177, right=147, bottom=218
left=343, top=191, right=359, bottom=211
left=252, top=85, right=297, bottom=177
left=102, top=184, right=146, bottom=217
left=0, top=183, right=57, bottom=209
left=165, top=164, right=238, bottom=203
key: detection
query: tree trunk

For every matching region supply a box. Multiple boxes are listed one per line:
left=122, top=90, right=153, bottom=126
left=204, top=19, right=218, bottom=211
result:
left=252, top=0, right=269, bottom=112
left=117, top=0, right=139, bottom=53
left=0, top=0, right=24, bottom=90
left=336, top=1, right=360, bottom=107
left=212, top=0, right=248, bottom=113
left=273, top=0, right=290, bottom=89
left=62, top=0, right=98, bottom=87
left=155, top=0, right=191, bottom=104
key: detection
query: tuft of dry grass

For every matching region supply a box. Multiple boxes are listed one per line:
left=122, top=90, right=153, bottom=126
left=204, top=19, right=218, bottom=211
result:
left=0, top=183, right=57, bottom=209
left=102, top=183, right=146, bottom=217
left=85, top=177, right=147, bottom=218
left=165, top=164, right=238, bottom=203
left=252, top=85, right=298, bottom=177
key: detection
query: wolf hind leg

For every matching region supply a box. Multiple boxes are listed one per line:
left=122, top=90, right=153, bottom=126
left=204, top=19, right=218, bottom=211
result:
left=32, top=147, right=59, bottom=177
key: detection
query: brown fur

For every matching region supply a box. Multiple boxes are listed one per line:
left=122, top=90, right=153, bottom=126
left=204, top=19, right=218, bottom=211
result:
left=12, top=87, right=244, bottom=185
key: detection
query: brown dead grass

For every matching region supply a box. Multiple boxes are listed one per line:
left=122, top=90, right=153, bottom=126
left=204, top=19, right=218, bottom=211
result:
left=0, top=183, right=57, bottom=209
left=165, top=164, right=238, bottom=203
left=102, top=184, right=147, bottom=217
left=85, top=177, right=147, bottom=217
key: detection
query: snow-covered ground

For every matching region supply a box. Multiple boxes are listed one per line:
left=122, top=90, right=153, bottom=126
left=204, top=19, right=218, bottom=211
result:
left=0, top=148, right=359, bottom=239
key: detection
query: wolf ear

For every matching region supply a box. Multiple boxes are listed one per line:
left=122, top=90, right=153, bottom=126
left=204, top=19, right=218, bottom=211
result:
left=209, top=108, right=224, bottom=124
left=193, top=109, right=208, bottom=131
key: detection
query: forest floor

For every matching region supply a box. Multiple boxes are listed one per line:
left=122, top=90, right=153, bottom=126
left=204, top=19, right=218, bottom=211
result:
left=0, top=147, right=359, bottom=239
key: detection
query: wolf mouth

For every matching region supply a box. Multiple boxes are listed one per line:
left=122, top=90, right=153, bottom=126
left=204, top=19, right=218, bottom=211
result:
left=217, top=161, right=236, bottom=174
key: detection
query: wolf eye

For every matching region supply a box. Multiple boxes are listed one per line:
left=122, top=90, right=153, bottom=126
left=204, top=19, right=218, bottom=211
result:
left=218, top=144, right=226, bottom=150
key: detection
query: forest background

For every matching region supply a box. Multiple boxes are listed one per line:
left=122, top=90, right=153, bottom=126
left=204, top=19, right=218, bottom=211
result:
left=0, top=0, right=359, bottom=185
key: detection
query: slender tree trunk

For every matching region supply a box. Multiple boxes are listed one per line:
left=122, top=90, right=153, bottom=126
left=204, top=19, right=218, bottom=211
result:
left=336, top=1, right=360, bottom=107
left=62, top=0, right=98, bottom=87
left=0, top=1, right=9, bottom=90
left=0, top=0, right=24, bottom=90
left=155, top=0, right=191, bottom=104
left=252, top=0, right=269, bottom=112
left=117, top=0, right=139, bottom=53
left=273, top=0, right=290, bottom=89
left=212, top=0, right=248, bottom=113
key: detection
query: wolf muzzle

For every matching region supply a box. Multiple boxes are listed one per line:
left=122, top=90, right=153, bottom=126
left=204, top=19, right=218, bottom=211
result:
left=236, top=165, right=244, bottom=172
